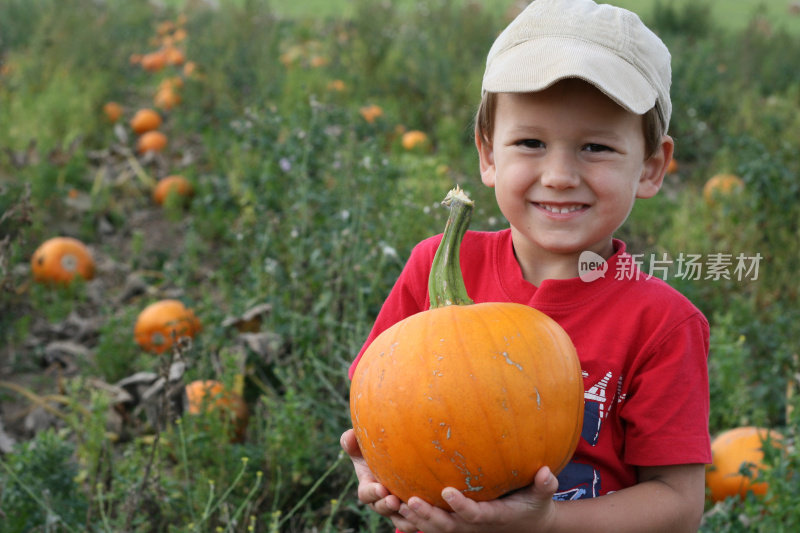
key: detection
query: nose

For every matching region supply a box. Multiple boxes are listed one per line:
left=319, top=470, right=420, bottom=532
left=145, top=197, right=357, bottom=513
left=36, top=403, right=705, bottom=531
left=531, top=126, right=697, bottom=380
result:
left=540, top=150, right=580, bottom=190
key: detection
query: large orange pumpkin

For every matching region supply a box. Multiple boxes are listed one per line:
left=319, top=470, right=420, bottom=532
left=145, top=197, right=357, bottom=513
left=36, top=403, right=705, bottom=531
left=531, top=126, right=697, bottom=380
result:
left=706, top=426, right=783, bottom=502
left=30, top=236, right=95, bottom=284
left=350, top=187, right=584, bottom=509
left=185, top=379, right=249, bottom=442
left=134, top=299, right=202, bottom=353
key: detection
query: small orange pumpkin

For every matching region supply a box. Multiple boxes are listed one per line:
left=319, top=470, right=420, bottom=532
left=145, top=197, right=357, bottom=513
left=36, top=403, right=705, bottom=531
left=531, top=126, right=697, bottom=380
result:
left=703, top=173, right=744, bottom=206
left=136, top=130, right=168, bottom=154
left=327, top=79, right=347, bottom=92
left=130, top=109, right=162, bottom=134
left=159, top=76, right=184, bottom=91
left=30, top=237, right=95, bottom=284
left=350, top=187, right=584, bottom=509
left=153, top=175, right=194, bottom=205
left=140, top=50, right=168, bottom=72
left=183, top=61, right=197, bottom=77
left=666, top=157, right=679, bottom=174
left=154, top=87, right=181, bottom=110
left=706, top=426, right=783, bottom=502
left=103, top=102, right=123, bottom=123
left=134, top=299, right=202, bottom=353
left=401, top=130, right=429, bottom=151
left=163, top=46, right=186, bottom=66
left=173, top=28, right=188, bottom=42
left=359, top=104, right=383, bottom=124
left=156, top=21, right=176, bottom=36
left=185, top=379, right=249, bottom=442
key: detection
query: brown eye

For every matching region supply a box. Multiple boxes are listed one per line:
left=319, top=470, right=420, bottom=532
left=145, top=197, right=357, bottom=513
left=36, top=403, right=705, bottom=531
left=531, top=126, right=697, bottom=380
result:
left=584, top=143, right=612, bottom=152
left=517, top=139, right=544, bottom=149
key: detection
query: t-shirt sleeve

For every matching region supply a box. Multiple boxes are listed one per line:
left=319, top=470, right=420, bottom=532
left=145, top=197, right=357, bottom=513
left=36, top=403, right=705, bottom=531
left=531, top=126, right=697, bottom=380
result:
left=619, top=311, right=712, bottom=465
left=347, top=237, right=438, bottom=379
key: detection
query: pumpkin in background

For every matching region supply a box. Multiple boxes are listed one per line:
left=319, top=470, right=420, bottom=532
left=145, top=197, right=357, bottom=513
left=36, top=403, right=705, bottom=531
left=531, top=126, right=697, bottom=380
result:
left=103, top=102, right=123, bottom=123
left=163, top=46, right=185, bottom=66
left=703, top=173, right=744, bottom=206
left=154, top=87, right=181, bottom=110
left=184, top=379, right=249, bottom=442
left=358, top=104, right=383, bottom=123
left=350, top=187, right=584, bottom=509
left=134, top=299, right=202, bottom=353
left=401, top=130, right=429, bottom=151
left=130, top=108, right=162, bottom=134
left=153, top=175, right=194, bottom=205
left=159, top=76, right=184, bottom=91
left=173, top=28, right=188, bottom=43
left=140, top=50, right=168, bottom=72
left=666, top=157, right=679, bottom=174
left=705, top=426, right=783, bottom=502
left=136, top=130, right=168, bottom=154
left=31, top=236, right=95, bottom=284
left=183, top=61, right=197, bottom=77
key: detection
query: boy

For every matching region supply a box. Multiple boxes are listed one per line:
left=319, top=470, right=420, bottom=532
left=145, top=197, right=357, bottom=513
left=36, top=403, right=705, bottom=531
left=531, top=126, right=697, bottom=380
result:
left=341, top=0, right=711, bottom=531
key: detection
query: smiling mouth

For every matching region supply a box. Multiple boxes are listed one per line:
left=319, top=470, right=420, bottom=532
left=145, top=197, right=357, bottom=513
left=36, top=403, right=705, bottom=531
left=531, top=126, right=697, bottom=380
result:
left=535, top=203, right=587, bottom=214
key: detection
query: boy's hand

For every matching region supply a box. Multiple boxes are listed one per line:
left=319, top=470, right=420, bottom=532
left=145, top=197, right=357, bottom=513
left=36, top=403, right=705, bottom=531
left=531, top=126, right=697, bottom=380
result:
left=342, top=429, right=560, bottom=532
left=395, top=466, right=559, bottom=533
left=340, top=429, right=411, bottom=527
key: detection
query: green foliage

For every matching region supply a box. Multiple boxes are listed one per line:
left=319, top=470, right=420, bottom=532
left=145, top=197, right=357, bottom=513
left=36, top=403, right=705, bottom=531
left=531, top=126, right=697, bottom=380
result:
left=0, top=429, right=88, bottom=532
left=649, top=0, right=714, bottom=38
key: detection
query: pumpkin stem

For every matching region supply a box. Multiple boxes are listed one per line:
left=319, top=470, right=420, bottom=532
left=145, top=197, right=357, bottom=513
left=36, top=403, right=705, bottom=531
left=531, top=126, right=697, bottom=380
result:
left=429, top=186, right=475, bottom=308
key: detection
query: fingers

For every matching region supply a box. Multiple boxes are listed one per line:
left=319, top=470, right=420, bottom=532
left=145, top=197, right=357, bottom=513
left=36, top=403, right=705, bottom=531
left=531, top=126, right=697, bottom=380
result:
left=396, top=467, right=560, bottom=531
left=533, top=466, right=558, bottom=500
left=341, top=429, right=404, bottom=516
left=398, top=498, right=449, bottom=530
left=339, top=429, right=360, bottom=458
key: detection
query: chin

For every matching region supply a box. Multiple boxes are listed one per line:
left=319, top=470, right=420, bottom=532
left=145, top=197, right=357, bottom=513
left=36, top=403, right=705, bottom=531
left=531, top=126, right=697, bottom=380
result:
left=534, top=240, right=586, bottom=256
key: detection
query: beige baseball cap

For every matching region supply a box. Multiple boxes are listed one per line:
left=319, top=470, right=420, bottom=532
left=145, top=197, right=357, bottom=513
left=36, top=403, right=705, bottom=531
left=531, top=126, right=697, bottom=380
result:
left=482, top=0, right=672, bottom=132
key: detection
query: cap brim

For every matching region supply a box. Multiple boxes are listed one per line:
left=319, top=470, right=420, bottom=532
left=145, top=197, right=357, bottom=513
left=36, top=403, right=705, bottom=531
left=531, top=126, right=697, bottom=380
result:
left=482, top=37, right=658, bottom=115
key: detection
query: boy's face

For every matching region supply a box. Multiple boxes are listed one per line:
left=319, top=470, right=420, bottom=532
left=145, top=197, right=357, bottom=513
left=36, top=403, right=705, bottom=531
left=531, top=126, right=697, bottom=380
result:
left=477, top=79, right=672, bottom=262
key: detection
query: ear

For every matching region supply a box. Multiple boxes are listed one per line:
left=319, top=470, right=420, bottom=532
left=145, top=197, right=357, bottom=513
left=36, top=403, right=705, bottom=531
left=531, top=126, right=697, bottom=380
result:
left=636, top=134, right=674, bottom=199
left=475, top=128, right=496, bottom=188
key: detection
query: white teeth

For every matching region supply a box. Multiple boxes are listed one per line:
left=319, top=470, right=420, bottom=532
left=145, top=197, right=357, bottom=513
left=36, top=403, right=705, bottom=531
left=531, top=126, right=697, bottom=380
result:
left=540, top=204, right=583, bottom=214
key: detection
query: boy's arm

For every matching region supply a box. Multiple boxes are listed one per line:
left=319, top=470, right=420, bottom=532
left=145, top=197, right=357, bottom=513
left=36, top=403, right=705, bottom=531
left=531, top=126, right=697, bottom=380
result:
left=397, top=463, right=705, bottom=533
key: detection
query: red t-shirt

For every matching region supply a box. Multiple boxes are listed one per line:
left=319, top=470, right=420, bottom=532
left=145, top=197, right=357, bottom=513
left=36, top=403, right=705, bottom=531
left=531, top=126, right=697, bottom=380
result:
left=350, top=229, right=711, bottom=499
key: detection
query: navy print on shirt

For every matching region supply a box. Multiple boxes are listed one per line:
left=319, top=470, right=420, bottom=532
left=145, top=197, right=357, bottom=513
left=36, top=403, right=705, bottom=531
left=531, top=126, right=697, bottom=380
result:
left=554, top=370, right=625, bottom=500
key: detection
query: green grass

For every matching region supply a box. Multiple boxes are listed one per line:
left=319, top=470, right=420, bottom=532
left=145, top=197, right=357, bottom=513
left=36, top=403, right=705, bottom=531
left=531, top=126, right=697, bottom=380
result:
left=261, top=0, right=800, bottom=33
left=152, top=0, right=800, bottom=33
left=611, top=0, right=800, bottom=32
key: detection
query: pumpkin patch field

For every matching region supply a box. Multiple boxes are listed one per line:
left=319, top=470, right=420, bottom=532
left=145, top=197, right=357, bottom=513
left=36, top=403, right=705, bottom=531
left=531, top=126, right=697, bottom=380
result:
left=1, top=0, right=800, bottom=531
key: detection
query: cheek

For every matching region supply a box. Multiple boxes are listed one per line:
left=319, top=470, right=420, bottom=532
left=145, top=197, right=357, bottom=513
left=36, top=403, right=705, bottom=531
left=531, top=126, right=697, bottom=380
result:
left=496, top=161, right=533, bottom=191
left=592, top=166, right=641, bottom=199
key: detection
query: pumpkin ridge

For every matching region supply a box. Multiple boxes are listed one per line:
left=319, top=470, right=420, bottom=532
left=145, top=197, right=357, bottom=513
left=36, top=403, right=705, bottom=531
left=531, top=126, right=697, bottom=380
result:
left=451, top=309, right=498, bottom=496
left=536, top=316, right=583, bottom=473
